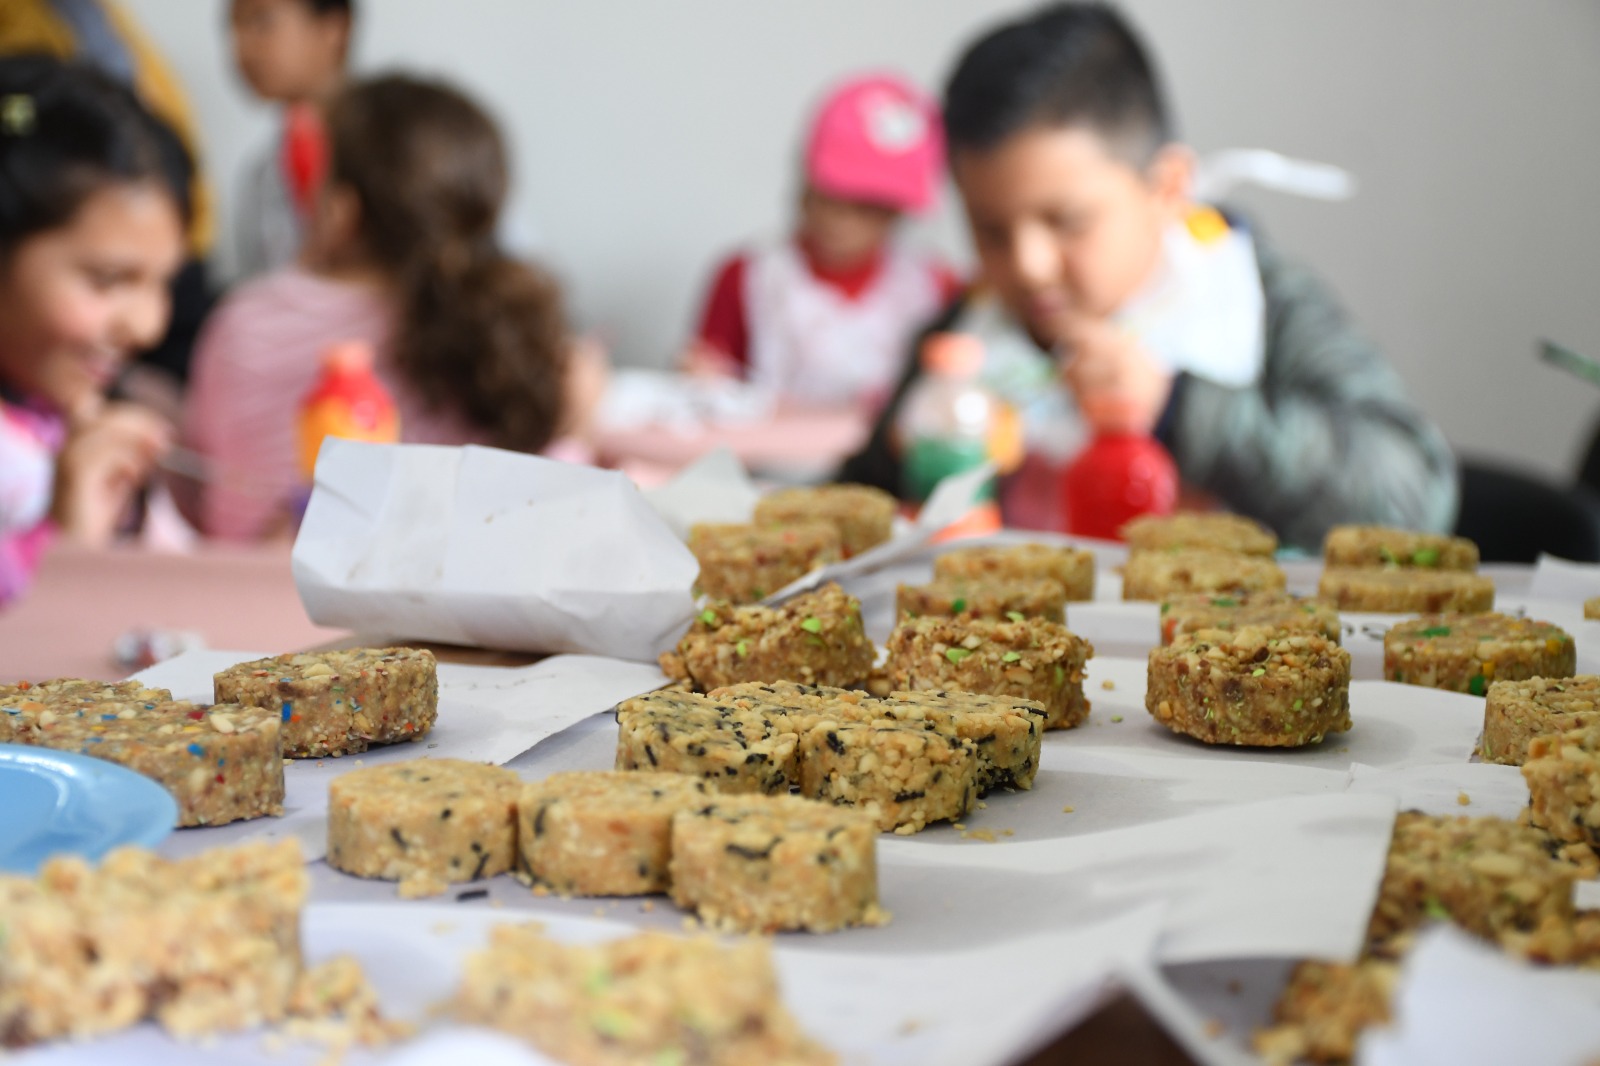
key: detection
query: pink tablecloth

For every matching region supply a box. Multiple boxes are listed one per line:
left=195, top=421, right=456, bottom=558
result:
left=0, top=544, right=348, bottom=681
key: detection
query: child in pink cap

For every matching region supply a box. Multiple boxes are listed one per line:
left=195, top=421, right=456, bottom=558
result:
left=683, top=73, right=960, bottom=413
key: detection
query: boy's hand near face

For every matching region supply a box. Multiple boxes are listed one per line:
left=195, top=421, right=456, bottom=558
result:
left=1057, top=315, right=1174, bottom=435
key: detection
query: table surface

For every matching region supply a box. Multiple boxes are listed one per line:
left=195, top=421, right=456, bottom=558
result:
left=594, top=405, right=871, bottom=481
left=0, top=543, right=348, bottom=681
left=0, top=544, right=1288, bottom=1065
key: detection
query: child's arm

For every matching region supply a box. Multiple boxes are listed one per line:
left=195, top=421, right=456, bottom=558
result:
left=678, top=255, right=749, bottom=376
left=1159, top=241, right=1457, bottom=549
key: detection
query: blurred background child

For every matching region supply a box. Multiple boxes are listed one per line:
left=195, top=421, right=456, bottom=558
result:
left=228, top=0, right=352, bottom=279
left=842, top=2, right=1457, bottom=548
left=183, top=73, right=604, bottom=541
left=0, top=0, right=217, bottom=411
left=682, top=73, right=958, bottom=414
left=0, top=56, right=187, bottom=605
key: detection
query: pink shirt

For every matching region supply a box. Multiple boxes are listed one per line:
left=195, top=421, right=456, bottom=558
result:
left=185, top=269, right=496, bottom=541
left=0, top=398, right=63, bottom=607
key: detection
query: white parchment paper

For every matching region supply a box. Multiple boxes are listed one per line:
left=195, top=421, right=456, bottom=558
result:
left=1530, top=553, right=1600, bottom=604
left=292, top=441, right=699, bottom=660
left=1358, top=925, right=1600, bottom=1066
left=880, top=791, right=1397, bottom=965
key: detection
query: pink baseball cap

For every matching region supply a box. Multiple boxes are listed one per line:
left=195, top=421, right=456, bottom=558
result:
left=804, top=74, right=944, bottom=214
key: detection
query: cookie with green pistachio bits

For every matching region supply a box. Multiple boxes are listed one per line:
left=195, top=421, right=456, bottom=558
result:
left=517, top=770, right=708, bottom=896
left=669, top=792, right=887, bottom=933
left=658, top=582, right=874, bottom=693
left=455, top=924, right=836, bottom=1062
left=327, top=758, right=520, bottom=898
left=895, top=577, right=1067, bottom=624
left=1483, top=675, right=1600, bottom=764
left=1366, top=811, right=1577, bottom=950
left=1322, top=524, right=1479, bottom=571
left=884, top=615, right=1091, bottom=730
left=1159, top=591, right=1340, bottom=646
left=1146, top=627, right=1351, bottom=747
left=1383, top=613, right=1574, bottom=695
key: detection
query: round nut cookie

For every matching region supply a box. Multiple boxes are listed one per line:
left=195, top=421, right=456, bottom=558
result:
left=1385, top=613, right=1574, bottom=695
left=1146, top=627, right=1351, bottom=747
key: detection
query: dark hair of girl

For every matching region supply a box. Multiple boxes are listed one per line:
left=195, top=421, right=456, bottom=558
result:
left=326, top=74, right=567, bottom=454
left=0, top=54, right=192, bottom=256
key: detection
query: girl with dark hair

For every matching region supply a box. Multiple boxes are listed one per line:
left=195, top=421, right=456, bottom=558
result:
left=184, top=73, right=601, bottom=541
left=0, top=55, right=187, bottom=605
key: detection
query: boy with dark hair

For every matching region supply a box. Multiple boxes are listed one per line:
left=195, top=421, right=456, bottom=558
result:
left=229, top=0, right=354, bottom=278
left=842, top=2, right=1457, bottom=548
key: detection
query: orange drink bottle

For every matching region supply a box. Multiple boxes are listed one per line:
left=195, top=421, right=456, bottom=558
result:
left=297, top=340, right=400, bottom=483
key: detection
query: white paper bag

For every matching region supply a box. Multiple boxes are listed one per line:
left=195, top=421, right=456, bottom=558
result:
left=292, top=441, right=698, bottom=660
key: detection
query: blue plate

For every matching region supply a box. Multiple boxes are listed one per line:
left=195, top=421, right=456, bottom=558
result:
left=0, top=744, right=177, bottom=874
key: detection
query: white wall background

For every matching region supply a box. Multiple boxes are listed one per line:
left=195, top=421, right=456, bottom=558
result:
left=122, top=0, right=1600, bottom=482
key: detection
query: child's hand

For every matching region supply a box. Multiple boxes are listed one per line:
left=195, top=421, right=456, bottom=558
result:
left=1057, top=316, right=1174, bottom=435
left=679, top=341, right=741, bottom=379
left=558, top=334, right=612, bottom=442
left=52, top=404, right=174, bottom=547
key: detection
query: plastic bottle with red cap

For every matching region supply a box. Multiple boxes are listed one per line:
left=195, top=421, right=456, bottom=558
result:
left=297, top=340, right=400, bottom=482
left=896, top=333, right=1022, bottom=534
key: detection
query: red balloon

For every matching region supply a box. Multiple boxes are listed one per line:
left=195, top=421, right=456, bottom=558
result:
left=1061, top=434, right=1178, bottom=540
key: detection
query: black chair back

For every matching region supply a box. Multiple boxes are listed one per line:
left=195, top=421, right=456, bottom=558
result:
left=1455, top=459, right=1600, bottom=563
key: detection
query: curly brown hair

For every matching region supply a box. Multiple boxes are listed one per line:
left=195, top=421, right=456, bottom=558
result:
left=326, top=74, right=567, bottom=453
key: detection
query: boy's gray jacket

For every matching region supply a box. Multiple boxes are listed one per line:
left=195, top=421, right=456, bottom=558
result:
left=839, top=231, right=1459, bottom=551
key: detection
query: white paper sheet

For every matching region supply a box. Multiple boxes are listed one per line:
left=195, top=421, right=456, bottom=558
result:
left=638, top=447, right=761, bottom=537
left=1358, top=925, right=1600, bottom=1066
left=10, top=900, right=1167, bottom=1066
left=1344, top=761, right=1532, bottom=820
left=880, top=791, right=1397, bottom=964
left=292, top=441, right=698, bottom=660
left=131, top=648, right=667, bottom=863
left=1530, top=553, right=1600, bottom=605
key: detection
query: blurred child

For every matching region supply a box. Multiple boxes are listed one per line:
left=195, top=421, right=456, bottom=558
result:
left=184, top=73, right=602, bottom=541
left=0, top=0, right=220, bottom=398
left=683, top=73, right=958, bottom=412
left=842, top=3, right=1457, bottom=547
left=0, top=56, right=187, bottom=605
left=229, top=0, right=352, bottom=278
